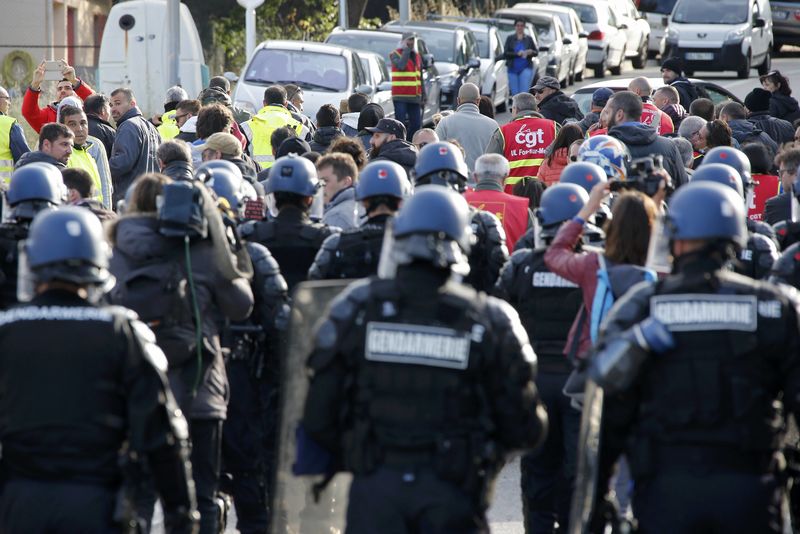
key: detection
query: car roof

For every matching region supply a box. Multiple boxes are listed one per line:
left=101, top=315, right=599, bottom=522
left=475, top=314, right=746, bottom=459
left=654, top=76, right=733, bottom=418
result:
left=329, top=28, right=405, bottom=39
left=571, top=77, right=743, bottom=103
left=517, top=3, right=577, bottom=15
left=386, top=20, right=471, bottom=31
left=544, top=0, right=599, bottom=7
left=260, top=40, right=353, bottom=56
left=494, top=9, right=559, bottom=23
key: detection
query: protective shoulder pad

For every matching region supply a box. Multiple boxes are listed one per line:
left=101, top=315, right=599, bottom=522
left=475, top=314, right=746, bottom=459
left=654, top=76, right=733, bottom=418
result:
left=750, top=232, right=779, bottom=253
left=321, top=232, right=342, bottom=252
left=130, top=318, right=168, bottom=372
left=751, top=219, right=777, bottom=241
left=239, top=220, right=257, bottom=238
left=104, top=304, right=140, bottom=322
left=510, top=248, right=534, bottom=267
left=328, top=278, right=372, bottom=323
left=246, top=241, right=282, bottom=277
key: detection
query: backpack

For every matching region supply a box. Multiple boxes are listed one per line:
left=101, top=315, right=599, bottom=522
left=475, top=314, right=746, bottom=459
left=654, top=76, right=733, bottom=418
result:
left=110, top=248, right=201, bottom=368
left=590, top=255, right=656, bottom=343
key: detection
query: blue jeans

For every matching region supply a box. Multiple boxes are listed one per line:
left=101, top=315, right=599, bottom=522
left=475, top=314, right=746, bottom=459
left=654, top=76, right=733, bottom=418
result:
left=394, top=100, right=422, bottom=140
left=509, top=68, right=533, bottom=96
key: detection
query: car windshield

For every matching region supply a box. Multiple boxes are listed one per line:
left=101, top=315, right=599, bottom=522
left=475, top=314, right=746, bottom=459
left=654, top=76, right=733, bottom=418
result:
left=408, top=28, right=455, bottom=63
left=245, top=49, right=348, bottom=91
left=572, top=91, right=595, bottom=114
left=548, top=2, right=598, bottom=23
left=533, top=22, right=556, bottom=44
left=672, top=0, right=748, bottom=24
left=474, top=31, right=491, bottom=57
left=637, top=0, right=678, bottom=14
left=327, top=33, right=399, bottom=62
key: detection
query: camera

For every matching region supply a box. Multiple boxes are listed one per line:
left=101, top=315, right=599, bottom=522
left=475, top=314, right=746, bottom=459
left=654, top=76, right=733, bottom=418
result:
left=608, top=155, right=669, bottom=197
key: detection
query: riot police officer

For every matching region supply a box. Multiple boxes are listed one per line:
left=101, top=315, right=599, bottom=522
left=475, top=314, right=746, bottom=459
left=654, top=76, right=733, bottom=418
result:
left=308, top=160, right=409, bottom=280
left=302, top=186, right=547, bottom=533
left=494, top=183, right=589, bottom=533
left=588, top=181, right=800, bottom=532
left=0, top=162, right=63, bottom=309
left=241, top=154, right=340, bottom=291
left=0, top=207, right=198, bottom=532
left=206, top=166, right=290, bottom=534
left=691, top=162, right=779, bottom=279
left=412, top=141, right=508, bottom=292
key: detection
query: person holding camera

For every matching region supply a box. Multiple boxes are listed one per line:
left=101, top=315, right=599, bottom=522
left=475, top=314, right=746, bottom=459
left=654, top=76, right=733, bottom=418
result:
left=389, top=32, right=424, bottom=140
left=605, top=91, right=688, bottom=188
left=22, top=59, right=95, bottom=133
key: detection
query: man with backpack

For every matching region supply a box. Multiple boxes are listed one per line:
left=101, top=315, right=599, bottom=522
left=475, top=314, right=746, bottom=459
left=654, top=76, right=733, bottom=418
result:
left=108, top=175, right=254, bottom=533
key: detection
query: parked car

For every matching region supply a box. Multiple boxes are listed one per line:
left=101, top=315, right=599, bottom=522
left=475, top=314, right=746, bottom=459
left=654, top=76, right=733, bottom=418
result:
left=494, top=8, right=572, bottom=86
left=542, top=0, right=628, bottom=77
left=357, top=51, right=394, bottom=119
left=427, top=16, right=511, bottom=110
left=384, top=21, right=482, bottom=110
left=636, top=0, right=678, bottom=57
left=515, top=3, right=590, bottom=82
left=665, top=0, right=773, bottom=78
left=325, top=28, right=442, bottom=125
left=492, top=18, right=544, bottom=86
left=571, top=76, right=743, bottom=114
left=233, top=40, right=374, bottom=120
left=767, top=0, right=799, bottom=53
left=608, top=0, right=651, bottom=68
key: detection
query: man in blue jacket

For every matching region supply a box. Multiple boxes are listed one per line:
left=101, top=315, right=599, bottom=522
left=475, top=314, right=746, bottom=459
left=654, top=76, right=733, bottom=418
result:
left=108, top=88, right=161, bottom=206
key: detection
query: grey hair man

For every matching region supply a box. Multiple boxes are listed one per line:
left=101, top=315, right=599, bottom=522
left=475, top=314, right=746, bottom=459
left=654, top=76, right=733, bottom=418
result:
left=671, top=136, right=695, bottom=171
left=434, top=83, right=499, bottom=172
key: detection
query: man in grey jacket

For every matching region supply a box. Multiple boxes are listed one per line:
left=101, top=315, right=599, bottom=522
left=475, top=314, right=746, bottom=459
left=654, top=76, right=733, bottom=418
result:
left=317, top=152, right=362, bottom=230
left=109, top=88, right=161, bottom=206
left=435, top=83, right=499, bottom=173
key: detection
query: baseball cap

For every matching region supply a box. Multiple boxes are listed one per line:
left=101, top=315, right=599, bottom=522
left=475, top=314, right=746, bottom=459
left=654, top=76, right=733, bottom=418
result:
left=197, top=132, right=242, bottom=157
left=366, top=117, right=407, bottom=139
left=592, top=88, right=614, bottom=107
left=531, top=76, right=561, bottom=92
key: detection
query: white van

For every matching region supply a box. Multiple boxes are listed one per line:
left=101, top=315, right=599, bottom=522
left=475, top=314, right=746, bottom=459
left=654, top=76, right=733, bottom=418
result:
left=664, top=0, right=773, bottom=79
left=98, top=0, right=208, bottom=116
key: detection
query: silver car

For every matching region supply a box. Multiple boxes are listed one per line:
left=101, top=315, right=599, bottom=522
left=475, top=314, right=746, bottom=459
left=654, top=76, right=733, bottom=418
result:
left=520, top=3, right=590, bottom=82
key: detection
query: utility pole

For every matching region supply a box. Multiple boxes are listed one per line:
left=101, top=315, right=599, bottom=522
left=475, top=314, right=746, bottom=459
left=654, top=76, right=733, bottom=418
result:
left=399, top=0, right=411, bottom=22
left=339, top=0, right=348, bottom=28
left=45, top=0, right=54, bottom=59
left=237, top=0, right=266, bottom=60
left=166, top=0, right=181, bottom=86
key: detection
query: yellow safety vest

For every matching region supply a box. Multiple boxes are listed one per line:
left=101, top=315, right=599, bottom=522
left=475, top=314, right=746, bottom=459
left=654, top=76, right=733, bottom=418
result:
left=67, top=145, right=104, bottom=204
left=157, top=110, right=180, bottom=140
left=0, top=115, right=16, bottom=185
left=246, top=105, right=302, bottom=169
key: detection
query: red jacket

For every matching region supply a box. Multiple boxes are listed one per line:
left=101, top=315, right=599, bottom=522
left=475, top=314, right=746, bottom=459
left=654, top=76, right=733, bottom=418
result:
left=22, top=80, right=94, bottom=133
left=537, top=147, right=569, bottom=187
left=749, top=173, right=780, bottom=222
left=464, top=185, right=530, bottom=251
left=543, top=219, right=599, bottom=359
left=640, top=102, right=674, bottom=135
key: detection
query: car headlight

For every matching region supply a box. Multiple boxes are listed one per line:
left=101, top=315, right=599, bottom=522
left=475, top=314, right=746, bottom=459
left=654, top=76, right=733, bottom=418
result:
left=665, top=27, right=679, bottom=42
left=440, top=74, right=457, bottom=90
left=724, top=27, right=746, bottom=44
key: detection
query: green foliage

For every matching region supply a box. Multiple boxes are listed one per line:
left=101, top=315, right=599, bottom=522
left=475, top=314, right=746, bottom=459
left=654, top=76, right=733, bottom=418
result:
left=207, top=0, right=339, bottom=73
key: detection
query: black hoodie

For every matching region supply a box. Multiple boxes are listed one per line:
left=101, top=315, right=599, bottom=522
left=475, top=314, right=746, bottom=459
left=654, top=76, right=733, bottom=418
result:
left=371, top=138, right=418, bottom=175
left=769, top=92, right=800, bottom=123
left=608, top=122, right=688, bottom=187
left=14, top=150, right=66, bottom=169
left=537, top=91, right=584, bottom=125
left=309, top=126, right=345, bottom=153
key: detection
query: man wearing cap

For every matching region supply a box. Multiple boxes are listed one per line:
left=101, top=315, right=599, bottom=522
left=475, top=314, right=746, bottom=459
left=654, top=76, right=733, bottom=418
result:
left=745, top=88, right=794, bottom=145
left=0, top=86, right=30, bottom=183
left=154, top=86, right=188, bottom=140
left=435, top=83, right=499, bottom=173
left=368, top=117, right=418, bottom=175
left=390, top=32, right=425, bottom=140
left=660, top=57, right=698, bottom=109
left=531, top=76, right=583, bottom=125
left=242, top=85, right=309, bottom=169
left=200, top=131, right=260, bottom=183
left=486, top=92, right=559, bottom=193
left=629, top=77, right=674, bottom=135
left=578, top=88, right=613, bottom=134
